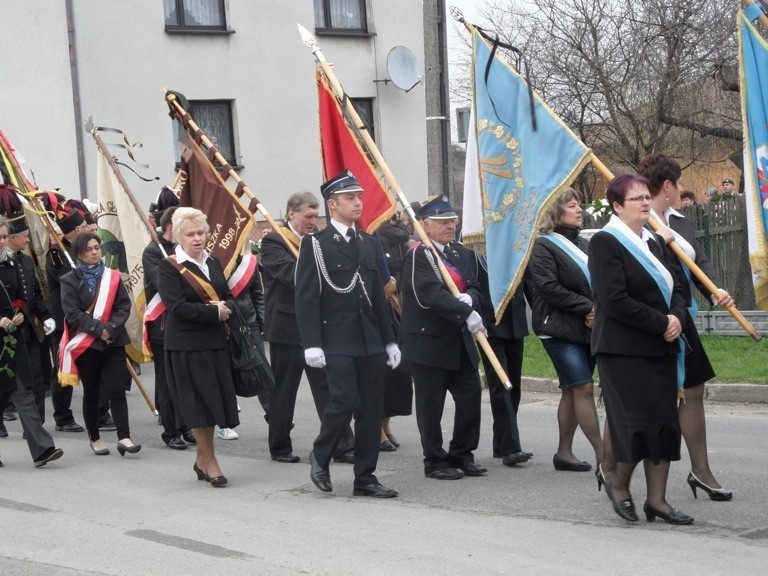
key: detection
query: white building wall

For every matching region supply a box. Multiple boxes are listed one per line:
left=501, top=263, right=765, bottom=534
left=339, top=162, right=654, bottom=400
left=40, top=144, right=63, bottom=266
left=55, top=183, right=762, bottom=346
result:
left=0, top=0, right=429, bottom=220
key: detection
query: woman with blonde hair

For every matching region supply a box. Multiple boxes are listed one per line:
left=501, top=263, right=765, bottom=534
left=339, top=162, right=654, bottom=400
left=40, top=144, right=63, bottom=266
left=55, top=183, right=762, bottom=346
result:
left=158, top=208, right=238, bottom=487
left=525, top=188, right=602, bottom=472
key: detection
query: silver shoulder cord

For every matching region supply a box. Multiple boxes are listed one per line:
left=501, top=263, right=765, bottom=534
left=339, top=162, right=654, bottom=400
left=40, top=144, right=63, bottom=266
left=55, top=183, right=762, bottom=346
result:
left=411, top=246, right=442, bottom=310
left=311, top=236, right=372, bottom=306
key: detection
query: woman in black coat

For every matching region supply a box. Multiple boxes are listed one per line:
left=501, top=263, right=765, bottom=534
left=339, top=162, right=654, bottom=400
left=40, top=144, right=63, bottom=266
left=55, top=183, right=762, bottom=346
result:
left=157, top=208, right=238, bottom=487
left=60, top=232, right=138, bottom=457
left=638, top=153, right=733, bottom=501
left=589, top=173, right=693, bottom=525
left=525, top=188, right=602, bottom=472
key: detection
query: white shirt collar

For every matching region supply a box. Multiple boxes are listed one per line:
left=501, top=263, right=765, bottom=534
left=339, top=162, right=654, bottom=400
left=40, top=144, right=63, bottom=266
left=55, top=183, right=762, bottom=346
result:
left=174, top=244, right=209, bottom=266
left=430, top=240, right=447, bottom=253
left=330, top=219, right=356, bottom=241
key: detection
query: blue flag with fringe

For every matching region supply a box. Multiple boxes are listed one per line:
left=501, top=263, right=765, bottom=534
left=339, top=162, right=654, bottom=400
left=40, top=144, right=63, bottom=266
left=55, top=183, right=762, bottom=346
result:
left=467, top=29, right=591, bottom=322
left=740, top=4, right=768, bottom=311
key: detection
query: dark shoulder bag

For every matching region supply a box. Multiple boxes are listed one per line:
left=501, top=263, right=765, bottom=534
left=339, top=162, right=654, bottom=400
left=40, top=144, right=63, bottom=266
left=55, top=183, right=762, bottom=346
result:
left=226, top=301, right=275, bottom=397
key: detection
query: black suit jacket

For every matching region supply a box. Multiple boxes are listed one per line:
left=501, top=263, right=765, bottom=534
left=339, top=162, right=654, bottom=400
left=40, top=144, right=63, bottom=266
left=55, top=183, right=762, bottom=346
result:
left=294, top=225, right=394, bottom=356
left=45, top=241, right=74, bottom=327
left=261, top=230, right=302, bottom=346
left=142, top=238, right=175, bottom=342
left=15, top=251, right=51, bottom=338
left=157, top=255, right=233, bottom=351
left=588, top=230, right=686, bottom=358
left=400, top=241, right=481, bottom=370
left=473, top=251, right=528, bottom=341
left=60, top=268, right=132, bottom=350
left=667, top=213, right=723, bottom=305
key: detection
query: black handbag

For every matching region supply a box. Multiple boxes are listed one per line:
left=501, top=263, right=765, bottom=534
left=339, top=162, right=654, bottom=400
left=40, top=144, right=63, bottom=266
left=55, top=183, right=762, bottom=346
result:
left=226, top=301, right=275, bottom=398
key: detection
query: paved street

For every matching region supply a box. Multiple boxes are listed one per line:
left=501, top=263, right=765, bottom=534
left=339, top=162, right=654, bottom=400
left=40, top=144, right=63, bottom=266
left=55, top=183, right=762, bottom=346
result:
left=1, top=360, right=766, bottom=575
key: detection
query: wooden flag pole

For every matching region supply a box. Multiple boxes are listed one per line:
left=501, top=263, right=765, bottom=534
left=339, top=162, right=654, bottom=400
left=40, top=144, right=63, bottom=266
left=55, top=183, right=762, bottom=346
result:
left=164, top=91, right=296, bottom=258
left=299, top=24, right=514, bottom=390
left=589, top=154, right=761, bottom=342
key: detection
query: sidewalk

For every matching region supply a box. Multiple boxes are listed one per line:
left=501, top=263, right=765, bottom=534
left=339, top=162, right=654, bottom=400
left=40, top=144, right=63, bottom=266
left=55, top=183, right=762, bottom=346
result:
left=521, top=376, right=768, bottom=403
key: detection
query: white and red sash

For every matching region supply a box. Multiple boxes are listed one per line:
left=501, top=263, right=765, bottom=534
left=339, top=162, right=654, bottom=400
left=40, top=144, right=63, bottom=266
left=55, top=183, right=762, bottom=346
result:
left=58, top=268, right=121, bottom=387
left=227, top=253, right=258, bottom=298
left=142, top=292, right=166, bottom=356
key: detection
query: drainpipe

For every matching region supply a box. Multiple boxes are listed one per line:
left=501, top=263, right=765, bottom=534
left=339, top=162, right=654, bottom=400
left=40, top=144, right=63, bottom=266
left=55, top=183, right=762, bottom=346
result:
left=66, top=0, right=88, bottom=199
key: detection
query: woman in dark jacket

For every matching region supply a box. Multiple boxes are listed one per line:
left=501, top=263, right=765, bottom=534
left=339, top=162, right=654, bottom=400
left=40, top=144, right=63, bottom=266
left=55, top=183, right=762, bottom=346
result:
left=525, top=188, right=602, bottom=472
left=0, top=215, right=63, bottom=468
left=639, top=153, right=733, bottom=501
left=158, top=208, right=238, bottom=487
left=590, top=173, right=692, bottom=525
left=60, top=232, right=138, bottom=457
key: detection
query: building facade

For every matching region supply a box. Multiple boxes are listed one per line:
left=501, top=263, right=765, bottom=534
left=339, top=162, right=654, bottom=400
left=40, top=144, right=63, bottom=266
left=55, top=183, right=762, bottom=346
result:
left=1, top=0, right=436, bottom=219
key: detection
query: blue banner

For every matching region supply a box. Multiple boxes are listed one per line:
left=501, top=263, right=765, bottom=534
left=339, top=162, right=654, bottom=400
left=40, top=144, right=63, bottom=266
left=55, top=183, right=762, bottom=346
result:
left=739, top=9, right=768, bottom=311
left=470, top=31, right=591, bottom=322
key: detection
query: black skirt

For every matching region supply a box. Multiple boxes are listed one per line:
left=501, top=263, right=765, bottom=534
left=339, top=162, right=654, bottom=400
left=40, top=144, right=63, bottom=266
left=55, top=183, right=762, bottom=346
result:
left=682, top=311, right=715, bottom=388
left=165, top=348, right=240, bottom=429
left=597, top=352, right=681, bottom=465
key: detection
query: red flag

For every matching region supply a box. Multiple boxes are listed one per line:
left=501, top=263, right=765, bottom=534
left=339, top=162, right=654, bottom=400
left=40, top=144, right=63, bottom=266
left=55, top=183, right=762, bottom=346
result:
left=178, top=135, right=254, bottom=276
left=317, top=72, right=395, bottom=232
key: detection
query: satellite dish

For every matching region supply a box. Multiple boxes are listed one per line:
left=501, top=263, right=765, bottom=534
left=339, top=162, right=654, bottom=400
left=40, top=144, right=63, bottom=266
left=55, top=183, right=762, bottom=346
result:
left=387, top=46, right=423, bottom=92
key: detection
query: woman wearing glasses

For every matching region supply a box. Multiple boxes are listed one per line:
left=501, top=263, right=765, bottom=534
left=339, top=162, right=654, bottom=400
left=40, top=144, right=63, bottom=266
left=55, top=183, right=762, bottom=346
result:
left=60, top=232, right=140, bottom=457
left=589, top=174, right=693, bottom=525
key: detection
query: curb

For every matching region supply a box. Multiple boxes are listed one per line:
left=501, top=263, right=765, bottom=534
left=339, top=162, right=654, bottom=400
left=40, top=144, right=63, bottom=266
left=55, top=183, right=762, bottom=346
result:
left=519, top=376, right=768, bottom=404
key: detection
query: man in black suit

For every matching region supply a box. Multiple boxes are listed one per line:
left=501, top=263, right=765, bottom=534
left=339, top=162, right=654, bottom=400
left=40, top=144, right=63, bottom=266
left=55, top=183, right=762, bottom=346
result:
left=295, top=170, right=400, bottom=498
left=400, top=196, right=487, bottom=480
left=262, top=191, right=354, bottom=464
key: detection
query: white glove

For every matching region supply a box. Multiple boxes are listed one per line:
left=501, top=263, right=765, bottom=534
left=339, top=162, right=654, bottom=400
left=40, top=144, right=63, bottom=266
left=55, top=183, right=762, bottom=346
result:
left=456, top=293, right=473, bottom=306
left=385, top=343, right=401, bottom=369
left=465, top=310, right=486, bottom=335
left=43, top=318, right=56, bottom=335
left=304, top=347, right=326, bottom=369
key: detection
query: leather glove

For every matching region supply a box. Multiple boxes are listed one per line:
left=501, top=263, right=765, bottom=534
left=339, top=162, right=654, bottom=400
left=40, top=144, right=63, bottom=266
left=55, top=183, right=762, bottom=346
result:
left=43, top=318, right=56, bottom=335
left=465, top=310, right=487, bottom=335
left=304, top=347, right=326, bottom=369
left=385, top=342, right=401, bottom=369
left=456, top=293, right=473, bottom=306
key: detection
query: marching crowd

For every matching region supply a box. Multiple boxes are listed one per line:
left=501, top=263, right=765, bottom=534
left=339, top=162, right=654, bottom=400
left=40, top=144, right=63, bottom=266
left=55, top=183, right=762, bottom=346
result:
left=0, top=154, right=734, bottom=525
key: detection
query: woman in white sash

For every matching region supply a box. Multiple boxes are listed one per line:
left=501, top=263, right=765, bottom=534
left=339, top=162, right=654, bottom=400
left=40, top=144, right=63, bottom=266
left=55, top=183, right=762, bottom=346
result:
left=525, top=188, right=603, bottom=473
left=60, top=232, right=139, bottom=457
left=638, top=153, right=733, bottom=501
left=589, top=174, right=693, bottom=525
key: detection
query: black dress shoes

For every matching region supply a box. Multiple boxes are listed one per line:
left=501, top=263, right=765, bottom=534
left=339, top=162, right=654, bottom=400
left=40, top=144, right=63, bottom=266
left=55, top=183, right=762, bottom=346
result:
left=332, top=450, right=355, bottom=464
left=553, top=454, right=592, bottom=472
left=603, top=475, right=638, bottom=522
left=98, top=416, right=116, bottom=431
left=502, top=452, right=531, bottom=466
left=386, top=434, right=400, bottom=448
left=55, top=422, right=84, bottom=433
left=425, top=467, right=465, bottom=480
left=166, top=436, right=188, bottom=450
left=34, top=447, right=64, bottom=468
left=379, top=440, right=397, bottom=452
left=643, top=501, right=694, bottom=525
left=271, top=453, right=301, bottom=463
left=181, top=429, right=196, bottom=445
left=309, top=451, right=333, bottom=493
left=353, top=483, right=399, bottom=498
left=0, top=422, right=7, bottom=438
left=458, top=462, right=488, bottom=476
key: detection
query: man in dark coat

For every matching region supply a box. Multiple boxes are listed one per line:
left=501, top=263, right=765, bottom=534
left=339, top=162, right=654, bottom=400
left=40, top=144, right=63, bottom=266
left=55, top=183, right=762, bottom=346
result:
left=400, top=196, right=487, bottom=480
left=295, top=170, right=400, bottom=498
left=262, top=191, right=354, bottom=464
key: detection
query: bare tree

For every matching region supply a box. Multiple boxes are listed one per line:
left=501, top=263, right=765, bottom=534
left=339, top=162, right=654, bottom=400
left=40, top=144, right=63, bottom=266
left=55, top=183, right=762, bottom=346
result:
left=452, top=0, right=741, bottom=184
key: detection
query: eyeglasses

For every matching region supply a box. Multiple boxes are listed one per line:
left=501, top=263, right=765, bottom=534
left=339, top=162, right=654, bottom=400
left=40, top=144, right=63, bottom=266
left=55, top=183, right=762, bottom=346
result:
left=625, top=195, right=652, bottom=203
left=0, top=235, right=9, bottom=241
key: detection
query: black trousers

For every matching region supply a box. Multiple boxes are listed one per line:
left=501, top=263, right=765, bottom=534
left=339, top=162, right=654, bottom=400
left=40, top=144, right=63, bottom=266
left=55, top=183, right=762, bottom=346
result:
left=478, top=336, right=525, bottom=456
left=74, top=346, right=131, bottom=442
left=312, top=353, right=384, bottom=487
left=412, top=347, right=481, bottom=473
left=268, top=342, right=353, bottom=457
left=10, top=375, right=55, bottom=461
left=50, top=330, right=75, bottom=427
left=150, top=338, right=186, bottom=442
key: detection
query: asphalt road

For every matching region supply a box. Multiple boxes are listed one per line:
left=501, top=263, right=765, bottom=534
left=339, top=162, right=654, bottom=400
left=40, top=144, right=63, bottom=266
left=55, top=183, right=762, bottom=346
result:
left=1, top=360, right=766, bottom=575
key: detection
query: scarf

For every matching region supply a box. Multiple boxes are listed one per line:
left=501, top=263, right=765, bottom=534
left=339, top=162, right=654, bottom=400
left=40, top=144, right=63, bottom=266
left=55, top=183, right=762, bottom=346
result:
left=77, top=259, right=105, bottom=296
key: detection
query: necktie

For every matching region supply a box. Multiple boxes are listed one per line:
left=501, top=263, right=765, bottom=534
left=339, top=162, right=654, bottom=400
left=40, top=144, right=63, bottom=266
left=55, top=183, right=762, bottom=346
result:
left=443, top=245, right=453, bottom=263
left=346, top=228, right=359, bottom=256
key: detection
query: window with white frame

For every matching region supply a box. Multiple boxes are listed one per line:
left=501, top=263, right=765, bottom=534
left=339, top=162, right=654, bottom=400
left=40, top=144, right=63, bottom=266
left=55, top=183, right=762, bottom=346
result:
left=164, top=0, right=227, bottom=31
left=314, top=0, right=368, bottom=34
left=173, top=100, right=240, bottom=168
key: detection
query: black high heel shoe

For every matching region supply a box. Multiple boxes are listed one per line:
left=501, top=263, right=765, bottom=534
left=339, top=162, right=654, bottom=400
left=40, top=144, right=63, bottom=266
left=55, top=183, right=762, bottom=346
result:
left=687, top=472, right=733, bottom=501
left=553, top=454, right=592, bottom=472
left=603, top=475, right=638, bottom=522
left=595, top=464, right=605, bottom=492
left=643, top=501, right=694, bottom=525
left=116, top=441, right=141, bottom=457
left=193, top=463, right=227, bottom=487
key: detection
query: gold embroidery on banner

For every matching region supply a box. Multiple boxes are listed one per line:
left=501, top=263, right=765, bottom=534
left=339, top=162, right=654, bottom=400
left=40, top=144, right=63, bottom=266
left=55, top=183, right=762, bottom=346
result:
left=477, top=119, right=524, bottom=229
